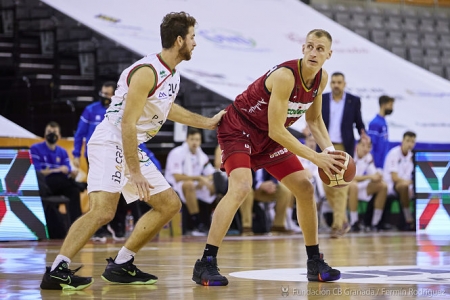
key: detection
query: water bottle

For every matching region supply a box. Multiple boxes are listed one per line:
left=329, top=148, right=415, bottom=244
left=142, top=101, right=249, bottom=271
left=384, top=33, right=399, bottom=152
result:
left=125, top=210, right=134, bottom=237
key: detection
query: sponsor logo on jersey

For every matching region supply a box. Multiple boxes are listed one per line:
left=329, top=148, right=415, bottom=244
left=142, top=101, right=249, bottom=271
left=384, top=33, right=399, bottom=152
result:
left=269, top=148, right=288, bottom=159
left=112, top=145, right=123, bottom=184
left=243, top=98, right=267, bottom=114
left=160, top=70, right=167, bottom=78
left=287, top=101, right=311, bottom=117
left=287, top=108, right=307, bottom=116
left=158, top=92, right=167, bottom=98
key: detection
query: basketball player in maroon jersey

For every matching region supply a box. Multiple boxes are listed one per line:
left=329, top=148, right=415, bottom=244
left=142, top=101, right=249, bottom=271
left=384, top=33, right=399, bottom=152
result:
left=192, top=29, right=345, bottom=286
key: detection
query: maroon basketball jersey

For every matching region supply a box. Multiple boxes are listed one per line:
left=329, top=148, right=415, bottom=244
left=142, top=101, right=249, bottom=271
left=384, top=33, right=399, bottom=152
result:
left=233, top=59, right=322, bottom=131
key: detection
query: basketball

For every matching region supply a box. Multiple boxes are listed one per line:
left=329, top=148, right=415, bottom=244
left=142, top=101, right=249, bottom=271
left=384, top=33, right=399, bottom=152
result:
left=318, top=151, right=356, bottom=188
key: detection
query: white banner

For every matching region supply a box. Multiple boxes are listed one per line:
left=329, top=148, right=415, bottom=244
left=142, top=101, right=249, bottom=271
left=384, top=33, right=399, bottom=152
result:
left=0, top=115, right=37, bottom=138
left=42, top=0, right=450, bottom=143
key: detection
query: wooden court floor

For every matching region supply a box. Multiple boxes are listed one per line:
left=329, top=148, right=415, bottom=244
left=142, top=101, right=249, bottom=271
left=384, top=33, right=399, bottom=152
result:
left=1, top=232, right=450, bottom=300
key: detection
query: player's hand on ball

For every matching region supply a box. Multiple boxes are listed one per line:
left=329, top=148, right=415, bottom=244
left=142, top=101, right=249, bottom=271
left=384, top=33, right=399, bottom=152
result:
left=130, top=172, right=154, bottom=202
left=316, top=151, right=346, bottom=177
left=318, top=151, right=356, bottom=188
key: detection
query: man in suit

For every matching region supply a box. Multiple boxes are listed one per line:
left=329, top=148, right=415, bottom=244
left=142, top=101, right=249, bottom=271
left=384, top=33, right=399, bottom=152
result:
left=321, top=72, right=366, bottom=238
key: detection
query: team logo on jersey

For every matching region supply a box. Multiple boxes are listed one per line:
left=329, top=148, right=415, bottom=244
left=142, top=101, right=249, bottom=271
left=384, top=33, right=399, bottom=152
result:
left=312, top=89, right=318, bottom=98
left=158, top=92, right=167, bottom=99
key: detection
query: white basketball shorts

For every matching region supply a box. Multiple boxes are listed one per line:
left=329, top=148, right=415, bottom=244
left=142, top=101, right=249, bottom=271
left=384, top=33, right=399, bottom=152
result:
left=87, top=121, right=170, bottom=203
left=172, top=181, right=216, bottom=204
left=357, top=180, right=371, bottom=202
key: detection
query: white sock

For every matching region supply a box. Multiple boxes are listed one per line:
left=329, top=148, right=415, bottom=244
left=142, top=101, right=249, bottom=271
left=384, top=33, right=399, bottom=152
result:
left=114, top=246, right=136, bottom=264
left=51, top=255, right=71, bottom=271
left=350, top=211, right=359, bottom=225
left=372, top=209, right=383, bottom=226
left=403, top=207, right=413, bottom=223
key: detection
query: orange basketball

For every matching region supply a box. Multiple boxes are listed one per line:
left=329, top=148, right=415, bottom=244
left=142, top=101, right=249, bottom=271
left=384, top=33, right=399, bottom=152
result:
left=318, top=151, right=356, bottom=188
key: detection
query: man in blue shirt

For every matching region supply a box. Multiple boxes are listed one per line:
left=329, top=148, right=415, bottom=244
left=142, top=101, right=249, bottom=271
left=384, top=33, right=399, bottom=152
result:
left=72, top=82, right=116, bottom=168
left=31, top=121, right=82, bottom=224
left=367, top=95, right=395, bottom=169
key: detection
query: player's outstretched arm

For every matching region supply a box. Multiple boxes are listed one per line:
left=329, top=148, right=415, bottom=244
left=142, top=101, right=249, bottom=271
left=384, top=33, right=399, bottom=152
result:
left=168, top=103, right=226, bottom=130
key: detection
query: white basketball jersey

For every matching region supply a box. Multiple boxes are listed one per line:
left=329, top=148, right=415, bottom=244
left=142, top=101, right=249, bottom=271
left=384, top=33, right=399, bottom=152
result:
left=354, top=152, right=377, bottom=177
left=383, top=145, right=413, bottom=193
left=106, top=53, right=180, bottom=144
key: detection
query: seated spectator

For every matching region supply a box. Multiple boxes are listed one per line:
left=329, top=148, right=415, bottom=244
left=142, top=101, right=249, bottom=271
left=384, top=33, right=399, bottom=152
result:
left=31, top=121, right=82, bottom=224
left=348, top=138, right=387, bottom=232
left=165, top=128, right=216, bottom=236
left=383, top=131, right=416, bottom=231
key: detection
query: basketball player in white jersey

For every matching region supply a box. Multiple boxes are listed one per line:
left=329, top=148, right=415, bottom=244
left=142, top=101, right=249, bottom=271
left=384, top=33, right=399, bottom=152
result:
left=383, top=131, right=416, bottom=231
left=40, top=12, right=225, bottom=291
left=348, top=138, right=387, bottom=232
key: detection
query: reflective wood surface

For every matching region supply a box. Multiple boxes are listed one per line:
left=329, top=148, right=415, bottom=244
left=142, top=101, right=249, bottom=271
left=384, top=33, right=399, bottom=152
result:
left=1, top=232, right=449, bottom=299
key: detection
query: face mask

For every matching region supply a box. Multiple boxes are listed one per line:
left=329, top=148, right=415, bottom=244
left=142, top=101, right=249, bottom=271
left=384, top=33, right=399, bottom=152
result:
left=384, top=109, right=393, bottom=115
left=100, top=97, right=111, bottom=107
left=45, top=132, right=58, bottom=144
left=99, top=91, right=112, bottom=107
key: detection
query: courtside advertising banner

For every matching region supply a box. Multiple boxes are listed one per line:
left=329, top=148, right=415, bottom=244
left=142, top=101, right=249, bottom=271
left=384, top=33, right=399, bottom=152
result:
left=42, top=0, right=450, bottom=144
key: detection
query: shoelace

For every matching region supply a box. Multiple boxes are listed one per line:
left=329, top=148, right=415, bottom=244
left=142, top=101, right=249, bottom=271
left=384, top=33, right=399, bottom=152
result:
left=205, top=262, right=221, bottom=276
left=60, top=265, right=83, bottom=276
left=127, top=263, right=142, bottom=274
left=316, top=259, right=332, bottom=272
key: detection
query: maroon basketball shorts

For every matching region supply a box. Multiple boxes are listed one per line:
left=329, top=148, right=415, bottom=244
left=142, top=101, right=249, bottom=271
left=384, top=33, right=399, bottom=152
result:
left=217, top=105, right=303, bottom=181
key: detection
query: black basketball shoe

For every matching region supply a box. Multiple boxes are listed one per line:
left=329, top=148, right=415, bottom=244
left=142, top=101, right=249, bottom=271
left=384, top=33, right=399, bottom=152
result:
left=307, top=253, right=341, bottom=282
left=40, top=261, right=93, bottom=290
left=101, top=257, right=158, bottom=285
left=192, top=256, right=229, bottom=286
